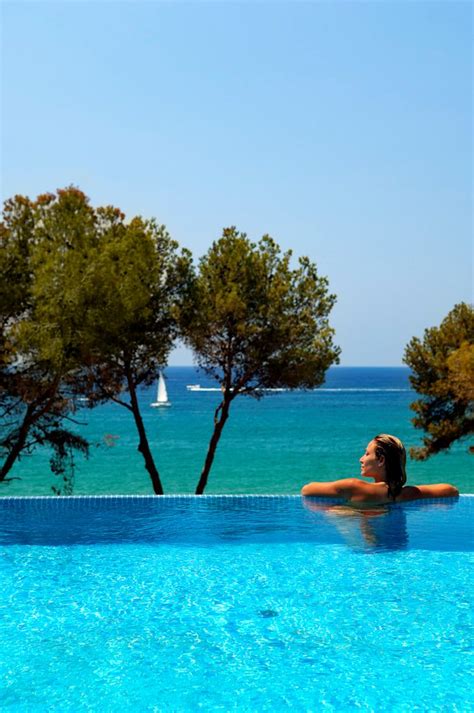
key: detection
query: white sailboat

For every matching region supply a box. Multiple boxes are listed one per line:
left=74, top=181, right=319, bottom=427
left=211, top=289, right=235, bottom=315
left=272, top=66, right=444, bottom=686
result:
left=151, top=371, right=171, bottom=408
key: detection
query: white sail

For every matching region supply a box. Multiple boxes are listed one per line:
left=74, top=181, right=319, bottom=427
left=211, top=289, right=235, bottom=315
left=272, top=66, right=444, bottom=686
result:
left=151, top=371, right=171, bottom=407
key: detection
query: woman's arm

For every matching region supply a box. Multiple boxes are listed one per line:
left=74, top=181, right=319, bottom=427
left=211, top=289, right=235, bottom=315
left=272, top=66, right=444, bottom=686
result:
left=301, top=478, right=364, bottom=498
left=400, top=483, right=459, bottom=501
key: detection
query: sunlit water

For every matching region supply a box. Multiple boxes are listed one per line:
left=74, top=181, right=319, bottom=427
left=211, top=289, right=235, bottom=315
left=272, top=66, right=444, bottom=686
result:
left=3, top=367, right=473, bottom=496
left=1, top=496, right=472, bottom=711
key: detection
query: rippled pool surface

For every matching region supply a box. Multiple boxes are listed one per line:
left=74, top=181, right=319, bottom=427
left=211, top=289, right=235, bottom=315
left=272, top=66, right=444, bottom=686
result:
left=1, top=496, right=473, bottom=711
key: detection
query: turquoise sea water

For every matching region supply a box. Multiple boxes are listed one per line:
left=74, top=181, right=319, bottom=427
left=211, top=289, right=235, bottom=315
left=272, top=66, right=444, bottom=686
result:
left=1, top=496, right=473, bottom=711
left=2, top=367, right=473, bottom=496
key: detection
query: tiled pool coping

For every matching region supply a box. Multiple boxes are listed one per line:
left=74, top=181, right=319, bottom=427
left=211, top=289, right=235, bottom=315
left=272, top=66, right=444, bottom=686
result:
left=1, top=493, right=472, bottom=500
left=0, top=493, right=471, bottom=507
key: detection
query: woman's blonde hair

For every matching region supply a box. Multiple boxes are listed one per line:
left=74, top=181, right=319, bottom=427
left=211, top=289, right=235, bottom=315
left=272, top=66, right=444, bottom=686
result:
left=373, top=434, right=407, bottom=500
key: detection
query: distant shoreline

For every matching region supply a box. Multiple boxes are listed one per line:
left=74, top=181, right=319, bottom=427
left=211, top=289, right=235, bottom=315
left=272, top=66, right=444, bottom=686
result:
left=166, top=364, right=411, bottom=369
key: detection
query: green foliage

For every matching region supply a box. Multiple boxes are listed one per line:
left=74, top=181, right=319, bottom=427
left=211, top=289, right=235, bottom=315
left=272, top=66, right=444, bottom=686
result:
left=179, top=228, right=340, bottom=391
left=1, top=185, right=191, bottom=494
left=446, top=341, right=474, bottom=402
left=0, top=195, right=34, bottom=335
left=24, top=188, right=192, bottom=494
left=0, top=189, right=93, bottom=488
left=78, top=215, right=192, bottom=393
left=73, top=209, right=191, bottom=495
left=403, top=303, right=474, bottom=459
left=178, top=227, right=340, bottom=493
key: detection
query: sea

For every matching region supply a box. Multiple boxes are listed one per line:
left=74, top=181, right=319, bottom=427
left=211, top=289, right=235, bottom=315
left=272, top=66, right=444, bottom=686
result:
left=2, top=367, right=472, bottom=496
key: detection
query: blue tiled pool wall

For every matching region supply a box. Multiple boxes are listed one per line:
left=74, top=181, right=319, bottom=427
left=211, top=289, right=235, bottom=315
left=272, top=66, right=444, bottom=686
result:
left=0, top=495, right=472, bottom=551
left=1, top=493, right=471, bottom=518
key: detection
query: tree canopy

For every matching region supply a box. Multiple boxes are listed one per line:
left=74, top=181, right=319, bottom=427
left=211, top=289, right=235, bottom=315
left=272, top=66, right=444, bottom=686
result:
left=403, top=303, right=474, bottom=459
left=26, top=188, right=192, bottom=494
left=178, top=227, right=340, bottom=493
left=2, top=192, right=341, bottom=496
left=78, top=212, right=192, bottom=494
left=1, top=187, right=192, bottom=494
left=0, top=191, right=90, bottom=493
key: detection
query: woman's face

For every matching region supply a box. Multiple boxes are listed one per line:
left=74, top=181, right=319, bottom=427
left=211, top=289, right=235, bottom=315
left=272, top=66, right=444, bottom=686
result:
left=359, top=440, right=385, bottom=481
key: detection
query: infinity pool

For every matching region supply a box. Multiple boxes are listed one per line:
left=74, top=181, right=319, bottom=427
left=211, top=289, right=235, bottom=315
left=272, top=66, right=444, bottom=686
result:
left=1, top=496, right=473, bottom=711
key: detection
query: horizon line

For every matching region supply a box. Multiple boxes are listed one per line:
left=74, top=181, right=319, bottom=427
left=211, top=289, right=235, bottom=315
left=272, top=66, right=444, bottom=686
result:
left=166, top=364, right=409, bottom=369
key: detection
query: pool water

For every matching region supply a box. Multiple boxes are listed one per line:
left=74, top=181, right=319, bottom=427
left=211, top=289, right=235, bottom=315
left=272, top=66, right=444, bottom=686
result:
left=1, top=496, right=473, bottom=711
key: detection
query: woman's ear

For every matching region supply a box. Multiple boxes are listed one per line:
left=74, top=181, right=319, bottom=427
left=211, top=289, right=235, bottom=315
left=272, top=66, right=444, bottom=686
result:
left=377, top=454, right=385, bottom=467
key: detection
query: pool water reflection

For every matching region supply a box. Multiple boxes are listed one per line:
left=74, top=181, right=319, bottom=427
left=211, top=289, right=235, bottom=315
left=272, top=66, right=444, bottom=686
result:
left=0, top=496, right=472, bottom=711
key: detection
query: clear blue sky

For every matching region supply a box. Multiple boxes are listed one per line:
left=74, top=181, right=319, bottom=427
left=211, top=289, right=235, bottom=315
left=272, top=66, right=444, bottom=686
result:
left=2, top=1, right=472, bottom=365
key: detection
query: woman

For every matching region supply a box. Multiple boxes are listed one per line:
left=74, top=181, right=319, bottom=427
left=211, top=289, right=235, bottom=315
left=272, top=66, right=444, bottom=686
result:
left=301, top=434, right=459, bottom=504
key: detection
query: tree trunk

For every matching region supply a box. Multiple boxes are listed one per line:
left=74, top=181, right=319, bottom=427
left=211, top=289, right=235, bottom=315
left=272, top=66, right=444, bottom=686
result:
left=126, top=369, right=164, bottom=495
left=0, top=402, right=36, bottom=482
left=195, top=395, right=232, bottom=495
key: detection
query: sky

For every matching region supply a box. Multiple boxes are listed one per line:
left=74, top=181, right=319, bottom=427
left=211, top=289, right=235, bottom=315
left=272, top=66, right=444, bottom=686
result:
left=1, top=0, right=472, bottom=366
